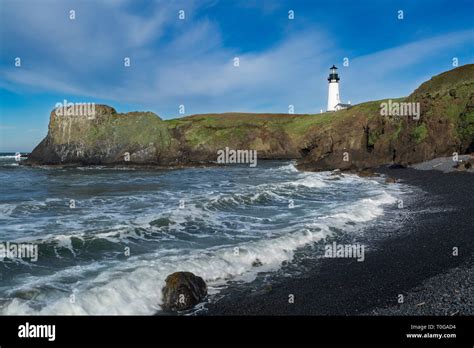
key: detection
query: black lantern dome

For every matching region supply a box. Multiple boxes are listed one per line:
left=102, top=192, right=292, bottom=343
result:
left=328, top=65, right=340, bottom=82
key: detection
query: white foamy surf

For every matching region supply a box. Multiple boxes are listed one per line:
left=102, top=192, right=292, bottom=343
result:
left=0, top=161, right=405, bottom=315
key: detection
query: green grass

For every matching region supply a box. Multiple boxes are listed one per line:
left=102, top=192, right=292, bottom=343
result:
left=458, top=107, right=474, bottom=143
left=162, top=99, right=406, bottom=148
left=411, top=64, right=474, bottom=96
left=411, top=123, right=428, bottom=144
left=166, top=112, right=342, bottom=147
left=81, top=112, right=171, bottom=148
left=368, top=131, right=379, bottom=147
left=390, top=121, right=403, bottom=140
left=283, top=113, right=334, bottom=136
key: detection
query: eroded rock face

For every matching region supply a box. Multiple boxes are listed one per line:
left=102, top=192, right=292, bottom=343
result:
left=161, top=272, right=207, bottom=312
left=26, top=104, right=173, bottom=165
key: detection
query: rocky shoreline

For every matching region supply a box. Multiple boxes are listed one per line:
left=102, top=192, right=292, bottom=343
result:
left=198, top=166, right=473, bottom=315
left=367, top=260, right=473, bottom=316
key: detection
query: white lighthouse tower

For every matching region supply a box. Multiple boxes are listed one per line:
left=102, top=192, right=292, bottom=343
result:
left=327, top=65, right=341, bottom=111
left=326, top=65, right=350, bottom=112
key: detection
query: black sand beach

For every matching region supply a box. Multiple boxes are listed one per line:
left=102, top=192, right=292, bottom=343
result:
left=202, top=166, right=474, bottom=315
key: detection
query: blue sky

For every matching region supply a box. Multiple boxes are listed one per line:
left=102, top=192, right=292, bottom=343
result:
left=0, top=0, right=473, bottom=152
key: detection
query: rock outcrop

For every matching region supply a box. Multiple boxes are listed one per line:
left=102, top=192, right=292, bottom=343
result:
left=26, top=105, right=179, bottom=165
left=25, top=64, right=474, bottom=170
left=161, top=272, right=207, bottom=312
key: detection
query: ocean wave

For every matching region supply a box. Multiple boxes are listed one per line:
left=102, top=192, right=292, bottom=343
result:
left=322, top=191, right=397, bottom=223
left=287, top=174, right=328, bottom=188
left=272, top=162, right=299, bottom=173
left=0, top=203, right=16, bottom=219
left=1, top=227, right=328, bottom=314
left=0, top=163, right=20, bottom=167
left=0, top=159, right=409, bottom=315
left=0, top=187, right=399, bottom=315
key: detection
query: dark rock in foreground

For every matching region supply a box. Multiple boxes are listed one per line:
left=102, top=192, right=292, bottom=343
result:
left=454, top=158, right=473, bottom=171
left=161, top=272, right=207, bottom=312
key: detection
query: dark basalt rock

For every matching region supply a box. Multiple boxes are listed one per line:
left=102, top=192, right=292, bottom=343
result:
left=161, top=272, right=207, bottom=312
left=388, top=163, right=407, bottom=169
left=357, top=169, right=378, bottom=177
left=454, top=160, right=472, bottom=171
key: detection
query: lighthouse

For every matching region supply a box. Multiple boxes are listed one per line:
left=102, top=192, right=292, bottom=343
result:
left=327, top=65, right=350, bottom=112
left=327, top=65, right=340, bottom=111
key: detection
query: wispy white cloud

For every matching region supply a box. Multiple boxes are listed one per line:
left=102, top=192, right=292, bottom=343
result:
left=342, top=29, right=474, bottom=101
left=0, top=0, right=332, bottom=114
left=1, top=0, right=472, bottom=117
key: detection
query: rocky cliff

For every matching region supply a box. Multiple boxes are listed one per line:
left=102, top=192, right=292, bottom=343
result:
left=298, top=64, right=474, bottom=171
left=26, top=64, right=474, bottom=170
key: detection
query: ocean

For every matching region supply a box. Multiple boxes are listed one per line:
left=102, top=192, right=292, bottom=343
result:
left=0, top=153, right=407, bottom=315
